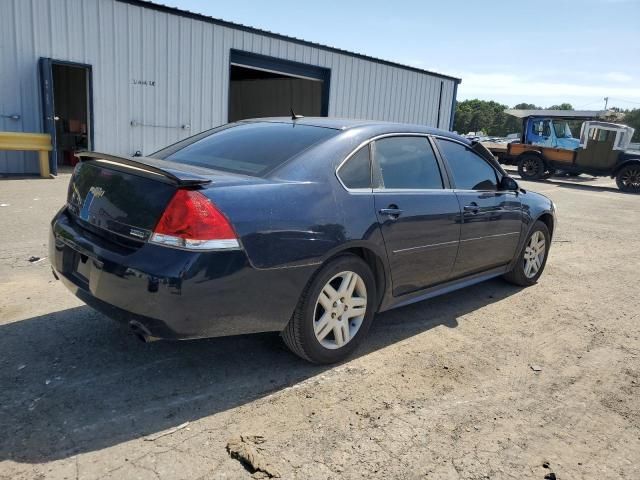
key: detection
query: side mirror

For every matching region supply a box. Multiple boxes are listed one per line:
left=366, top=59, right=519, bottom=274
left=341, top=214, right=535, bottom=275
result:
left=500, top=176, right=519, bottom=191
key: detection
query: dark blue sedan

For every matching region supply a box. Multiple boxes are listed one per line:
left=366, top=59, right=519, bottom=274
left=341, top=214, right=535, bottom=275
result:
left=50, top=118, right=556, bottom=363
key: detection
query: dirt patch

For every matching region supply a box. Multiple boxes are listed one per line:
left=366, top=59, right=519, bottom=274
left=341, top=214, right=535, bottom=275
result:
left=0, top=174, right=639, bottom=479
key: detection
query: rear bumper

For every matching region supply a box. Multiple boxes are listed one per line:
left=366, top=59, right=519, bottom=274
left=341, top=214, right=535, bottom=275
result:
left=49, top=208, right=315, bottom=339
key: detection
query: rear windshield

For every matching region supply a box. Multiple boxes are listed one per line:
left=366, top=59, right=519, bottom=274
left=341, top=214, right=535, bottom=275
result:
left=154, top=122, right=338, bottom=176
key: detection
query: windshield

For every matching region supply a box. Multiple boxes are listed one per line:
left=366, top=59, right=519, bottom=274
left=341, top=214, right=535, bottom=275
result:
left=552, top=120, right=573, bottom=139
left=154, top=122, right=338, bottom=176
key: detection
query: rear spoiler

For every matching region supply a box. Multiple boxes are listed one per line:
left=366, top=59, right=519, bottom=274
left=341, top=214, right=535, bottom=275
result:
left=75, top=151, right=212, bottom=187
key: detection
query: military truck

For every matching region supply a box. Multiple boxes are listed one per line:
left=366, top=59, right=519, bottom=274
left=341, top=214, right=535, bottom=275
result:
left=484, top=110, right=640, bottom=193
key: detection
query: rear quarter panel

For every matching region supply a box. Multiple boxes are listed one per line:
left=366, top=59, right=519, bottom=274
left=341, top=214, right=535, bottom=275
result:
left=202, top=130, right=387, bottom=270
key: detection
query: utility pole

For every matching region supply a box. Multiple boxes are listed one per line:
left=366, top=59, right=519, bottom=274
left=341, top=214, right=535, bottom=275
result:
left=604, top=97, right=609, bottom=110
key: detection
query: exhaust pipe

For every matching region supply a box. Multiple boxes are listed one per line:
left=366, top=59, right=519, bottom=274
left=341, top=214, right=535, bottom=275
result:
left=129, top=321, right=160, bottom=343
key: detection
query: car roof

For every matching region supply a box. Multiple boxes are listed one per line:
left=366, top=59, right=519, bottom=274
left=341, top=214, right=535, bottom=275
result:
left=239, top=117, right=464, bottom=141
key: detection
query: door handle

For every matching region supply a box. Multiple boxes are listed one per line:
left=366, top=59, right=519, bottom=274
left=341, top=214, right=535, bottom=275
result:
left=464, top=203, right=480, bottom=214
left=379, top=206, right=403, bottom=219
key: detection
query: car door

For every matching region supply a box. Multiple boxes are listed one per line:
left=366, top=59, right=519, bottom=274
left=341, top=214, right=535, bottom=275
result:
left=434, top=138, right=523, bottom=278
left=371, top=135, right=461, bottom=297
left=576, top=127, right=619, bottom=169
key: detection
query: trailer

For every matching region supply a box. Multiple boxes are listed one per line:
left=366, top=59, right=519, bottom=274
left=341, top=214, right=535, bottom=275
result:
left=484, top=109, right=640, bottom=193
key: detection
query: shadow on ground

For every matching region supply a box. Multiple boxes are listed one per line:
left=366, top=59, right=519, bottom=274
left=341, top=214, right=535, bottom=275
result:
left=505, top=168, right=624, bottom=194
left=535, top=178, right=624, bottom=194
left=0, top=279, right=520, bottom=463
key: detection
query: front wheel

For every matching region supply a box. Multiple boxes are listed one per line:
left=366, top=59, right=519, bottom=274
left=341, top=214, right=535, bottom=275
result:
left=517, top=154, right=546, bottom=180
left=282, top=254, right=376, bottom=364
left=616, top=164, right=640, bottom=193
left=503, top=221, right=550, bottom=286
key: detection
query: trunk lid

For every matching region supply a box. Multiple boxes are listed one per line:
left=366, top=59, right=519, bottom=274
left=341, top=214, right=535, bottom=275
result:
left=66, top=152, right=259, bottom=245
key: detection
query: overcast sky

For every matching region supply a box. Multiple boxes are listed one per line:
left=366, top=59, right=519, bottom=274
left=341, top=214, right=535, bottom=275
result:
left=164, top=0, right=640, bottom=109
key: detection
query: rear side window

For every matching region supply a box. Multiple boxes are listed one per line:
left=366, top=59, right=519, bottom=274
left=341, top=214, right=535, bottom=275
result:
left=436, top=139, right=498, bottom=190
left=373, top=137, right=443, bottom=189
left=337, top=146, right=371, bottom=189
left=156, top=122, right=337, bottom=176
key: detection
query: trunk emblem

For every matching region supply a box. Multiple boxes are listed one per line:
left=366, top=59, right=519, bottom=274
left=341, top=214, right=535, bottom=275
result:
left=129, top=228, right=147, bottom=239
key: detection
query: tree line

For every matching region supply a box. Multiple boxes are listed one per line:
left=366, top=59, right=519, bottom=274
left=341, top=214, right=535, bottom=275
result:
left=453, top=99, right=640, bottom=141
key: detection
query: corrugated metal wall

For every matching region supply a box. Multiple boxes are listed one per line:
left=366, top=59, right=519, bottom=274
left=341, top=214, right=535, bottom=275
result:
left=0, top=0, right=458, bottom=174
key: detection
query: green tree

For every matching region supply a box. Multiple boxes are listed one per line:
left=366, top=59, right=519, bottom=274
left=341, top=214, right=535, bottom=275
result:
left=513, top=103, right=541, bottom=110
left=454, top=99, right=510, bottom=136
left=547, top=103, right=573, bottom=110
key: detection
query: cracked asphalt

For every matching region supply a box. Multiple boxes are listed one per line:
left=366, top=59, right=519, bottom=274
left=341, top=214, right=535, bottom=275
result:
left=1, top=170, right=639, bottom=479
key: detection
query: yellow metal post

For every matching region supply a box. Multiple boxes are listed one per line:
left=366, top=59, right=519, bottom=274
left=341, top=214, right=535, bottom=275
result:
left=0, top=132, right=53, bottom=178
left=38, top=150, right=51, bottom=178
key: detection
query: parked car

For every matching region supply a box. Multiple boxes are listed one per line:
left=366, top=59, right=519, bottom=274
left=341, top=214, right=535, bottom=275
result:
left=506, top=133, right=520, bottom=141
left=50, top=118, right=557, bottom=363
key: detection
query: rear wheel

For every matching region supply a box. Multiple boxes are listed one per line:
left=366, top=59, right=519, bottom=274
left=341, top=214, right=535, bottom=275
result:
left=503, top=221, right=550, bottom=286
left=616, top=164, right=640, bottom=193
left=518, top=154, right=546, bottom=180
left=282, top=255, right=376, bottom=364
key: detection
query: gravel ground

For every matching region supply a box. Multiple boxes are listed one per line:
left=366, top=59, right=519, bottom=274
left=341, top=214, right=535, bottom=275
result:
left=0, top=171, right=638, bottom=480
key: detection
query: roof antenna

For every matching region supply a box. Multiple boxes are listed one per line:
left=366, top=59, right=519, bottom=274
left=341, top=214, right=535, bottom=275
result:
left=290, top=108, right=304, bottom=120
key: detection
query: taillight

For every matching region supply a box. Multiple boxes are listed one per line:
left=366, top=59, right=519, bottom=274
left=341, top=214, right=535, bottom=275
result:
left=150, top=190, right=240, bottom=250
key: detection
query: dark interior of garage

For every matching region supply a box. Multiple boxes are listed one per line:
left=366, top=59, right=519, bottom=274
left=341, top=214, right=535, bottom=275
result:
left=229, top=65, right=323, bottom=122
left=52, top=64, right=90, bottom=167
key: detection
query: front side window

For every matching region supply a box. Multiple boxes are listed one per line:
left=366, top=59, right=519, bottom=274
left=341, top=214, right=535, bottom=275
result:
left=436, top=139, right=498, bottom=191
left=373, top=137, right=443, bottom=190
left=337, top=146, right=371, bottom=189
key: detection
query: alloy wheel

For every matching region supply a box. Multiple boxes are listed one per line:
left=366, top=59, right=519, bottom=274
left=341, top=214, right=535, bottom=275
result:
left=313, top=271, right=367, bottom=349
left=523, top=230, right=546, bottom=278
left=620, top=166, right=640, bottom=191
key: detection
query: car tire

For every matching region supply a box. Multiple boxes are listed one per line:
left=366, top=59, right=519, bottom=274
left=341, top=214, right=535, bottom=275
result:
left=282, top=254, right=377, bottom=364
left=615, top=164, right=640, bottom=193
left=518, top=154, right=545, bottom=180
left=503, top=221, right=551, bottom=287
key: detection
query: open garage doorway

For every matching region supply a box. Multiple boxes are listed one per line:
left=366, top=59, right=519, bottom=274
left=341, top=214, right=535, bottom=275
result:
left=39, top=59, right=93, bottom=175
left=228, top=50, right=330, bottom=122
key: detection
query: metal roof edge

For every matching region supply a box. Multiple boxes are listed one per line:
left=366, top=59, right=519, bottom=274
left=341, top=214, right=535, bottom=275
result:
left=116, top=0, right=462, bottom=83
left=504, top=109, right=610, bottom=119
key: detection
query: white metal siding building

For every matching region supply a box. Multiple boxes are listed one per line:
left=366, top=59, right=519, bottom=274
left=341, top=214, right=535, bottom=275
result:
left=0, top=0, right=460, bottom=175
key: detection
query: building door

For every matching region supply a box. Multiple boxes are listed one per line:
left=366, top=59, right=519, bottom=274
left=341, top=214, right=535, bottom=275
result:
left=228, top=50, right=330, bottom=122
left=39, top=58, right=93, bottom=175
